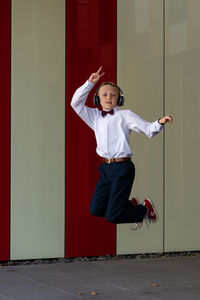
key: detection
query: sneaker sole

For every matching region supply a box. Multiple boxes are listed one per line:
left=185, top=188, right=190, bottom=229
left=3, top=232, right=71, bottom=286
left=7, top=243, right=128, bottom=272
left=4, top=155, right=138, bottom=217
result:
left=130, top=197, right=143, bottom=230
left=130, top=222, right=143, bottom=231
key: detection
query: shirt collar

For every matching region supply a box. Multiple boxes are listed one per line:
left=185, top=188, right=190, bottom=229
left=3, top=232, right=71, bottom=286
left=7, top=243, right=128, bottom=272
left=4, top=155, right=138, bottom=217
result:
left=100, top=107, right=118, bottom=113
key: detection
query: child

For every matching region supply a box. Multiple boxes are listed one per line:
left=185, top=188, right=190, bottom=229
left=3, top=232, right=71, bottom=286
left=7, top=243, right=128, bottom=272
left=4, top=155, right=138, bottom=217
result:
left=71, top=66, right=173, bottom=228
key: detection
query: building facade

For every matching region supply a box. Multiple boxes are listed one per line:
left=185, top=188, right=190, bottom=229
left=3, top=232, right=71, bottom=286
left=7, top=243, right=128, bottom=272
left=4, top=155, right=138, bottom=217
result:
left=0, top=0, right=200, bottom=261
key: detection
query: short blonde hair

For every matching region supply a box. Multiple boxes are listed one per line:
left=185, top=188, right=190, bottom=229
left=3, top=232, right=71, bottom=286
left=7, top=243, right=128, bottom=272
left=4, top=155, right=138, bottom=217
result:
left=96, top=81, right=119, bottom=95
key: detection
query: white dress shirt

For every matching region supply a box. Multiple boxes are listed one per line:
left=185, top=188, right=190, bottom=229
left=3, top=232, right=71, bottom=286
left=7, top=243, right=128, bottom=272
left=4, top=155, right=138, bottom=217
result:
left=71, top=80, right=163, bottom=159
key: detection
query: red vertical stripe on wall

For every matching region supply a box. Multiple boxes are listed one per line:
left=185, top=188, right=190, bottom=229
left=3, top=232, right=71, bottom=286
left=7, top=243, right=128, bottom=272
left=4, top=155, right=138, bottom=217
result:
left=66, top=0, right=117, bottom=257
left=0, top=0, right=11, bottom=261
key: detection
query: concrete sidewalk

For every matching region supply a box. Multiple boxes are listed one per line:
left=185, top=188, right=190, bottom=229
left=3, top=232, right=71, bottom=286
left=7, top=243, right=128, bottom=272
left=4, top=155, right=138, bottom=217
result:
left=0, top=255, right=200, bottom=300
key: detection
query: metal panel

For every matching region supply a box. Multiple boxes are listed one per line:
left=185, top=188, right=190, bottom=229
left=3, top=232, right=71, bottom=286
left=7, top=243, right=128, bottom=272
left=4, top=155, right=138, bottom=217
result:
left=117, top=0, right=164, bottom=254
left=165, top=0, right=200, bottom=251
left=65, top=0, right=116, bottom=257
left=11, top=0, right=65, bottom=259
left=0, top=0, right=11, bottom=261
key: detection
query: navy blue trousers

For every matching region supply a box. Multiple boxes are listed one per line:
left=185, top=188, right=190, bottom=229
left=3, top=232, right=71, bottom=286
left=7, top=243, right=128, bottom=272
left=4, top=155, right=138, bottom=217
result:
left=89, top=160, right=147, bottom=224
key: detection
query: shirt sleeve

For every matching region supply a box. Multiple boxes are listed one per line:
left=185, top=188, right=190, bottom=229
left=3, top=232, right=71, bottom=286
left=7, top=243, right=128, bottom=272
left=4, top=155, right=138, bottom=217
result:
left=71, top=80, right=97, bottom=130
left=126, top=110, right=164, bottom=138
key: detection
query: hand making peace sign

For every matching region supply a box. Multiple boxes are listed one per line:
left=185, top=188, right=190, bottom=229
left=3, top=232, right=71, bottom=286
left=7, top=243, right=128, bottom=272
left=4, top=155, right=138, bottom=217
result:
left=88, top=66, right=105, bottom=84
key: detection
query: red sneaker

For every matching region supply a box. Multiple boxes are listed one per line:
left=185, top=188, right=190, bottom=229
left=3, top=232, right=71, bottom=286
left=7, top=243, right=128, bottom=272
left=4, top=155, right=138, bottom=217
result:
left=143, top=198, right=158, bottom=223
left=131, top=196, right=140, bottom=206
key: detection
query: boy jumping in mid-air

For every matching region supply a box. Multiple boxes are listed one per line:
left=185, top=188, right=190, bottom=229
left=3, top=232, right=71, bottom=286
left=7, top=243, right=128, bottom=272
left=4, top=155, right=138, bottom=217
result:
left=71, top=67, right=173, bottom=228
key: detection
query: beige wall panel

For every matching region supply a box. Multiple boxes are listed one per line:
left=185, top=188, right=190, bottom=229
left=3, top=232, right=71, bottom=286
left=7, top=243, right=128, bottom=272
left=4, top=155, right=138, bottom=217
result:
left=117, top=0, right=164, bottom=254
left=165, top=0, right=200, bottom=251
left=11, top=0, right=65, bottom=259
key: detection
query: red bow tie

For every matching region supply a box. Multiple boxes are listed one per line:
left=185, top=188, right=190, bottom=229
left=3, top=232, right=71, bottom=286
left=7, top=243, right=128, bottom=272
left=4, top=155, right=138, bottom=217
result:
left=102, top=109, right=114, bottom=117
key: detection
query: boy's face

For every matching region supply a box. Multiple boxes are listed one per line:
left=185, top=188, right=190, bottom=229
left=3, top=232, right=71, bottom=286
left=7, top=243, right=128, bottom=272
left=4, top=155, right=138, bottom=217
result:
left=98, top=85, right=119, bottom=110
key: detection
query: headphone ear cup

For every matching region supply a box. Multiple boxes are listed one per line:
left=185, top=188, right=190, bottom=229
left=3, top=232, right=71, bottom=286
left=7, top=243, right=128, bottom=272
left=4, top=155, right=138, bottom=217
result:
left=118, top=96, right=124, bottom=106
left=93, top=95, right=100, bottom=106
left=117, top=86, right=125, bottom=106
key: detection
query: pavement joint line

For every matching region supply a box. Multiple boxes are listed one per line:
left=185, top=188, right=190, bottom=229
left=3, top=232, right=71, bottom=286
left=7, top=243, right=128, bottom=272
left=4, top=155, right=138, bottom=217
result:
left=0, top=292, right=14, bottom=300
left=8, top=272, right=81, bottom=299
left=32, top=282, right=81, bottom=299
left=105, top=282, right=131, bottom=291
left=9, top=272, right=35, bottom=282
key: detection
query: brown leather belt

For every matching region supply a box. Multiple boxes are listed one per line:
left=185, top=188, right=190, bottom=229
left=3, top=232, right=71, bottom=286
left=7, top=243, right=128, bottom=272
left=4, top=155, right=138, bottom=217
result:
left=103, top=157, right=131, bottom=164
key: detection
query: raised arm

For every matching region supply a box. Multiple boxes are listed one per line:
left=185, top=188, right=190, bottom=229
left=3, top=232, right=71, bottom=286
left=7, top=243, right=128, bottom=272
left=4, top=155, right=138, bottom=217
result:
left=71, top=67, right=105, bottom=130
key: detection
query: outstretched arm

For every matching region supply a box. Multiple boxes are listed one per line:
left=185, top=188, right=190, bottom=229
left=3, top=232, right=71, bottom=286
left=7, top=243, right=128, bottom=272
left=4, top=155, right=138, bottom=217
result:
left=158, top=115, right=173, bottom=125
left=127, top=111, right=173, bottom=139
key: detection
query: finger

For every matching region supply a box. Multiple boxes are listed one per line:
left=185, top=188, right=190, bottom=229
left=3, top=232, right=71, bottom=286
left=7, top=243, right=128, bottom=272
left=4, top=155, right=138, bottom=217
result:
left=166, top=115, right=173, bottom=124
left=96, top=66, right=102, bottom=74
left=99, top=71, right=105, bottom=78
left=167, top=115, right=173, bottom=122
left=165, top=117, right=170, bottom=123
left=168, top=116, right=172, bottom=123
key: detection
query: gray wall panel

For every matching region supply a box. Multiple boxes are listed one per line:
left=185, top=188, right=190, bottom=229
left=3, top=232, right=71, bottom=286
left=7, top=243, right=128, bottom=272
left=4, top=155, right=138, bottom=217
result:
left=11, top=0, right=65, bottom=259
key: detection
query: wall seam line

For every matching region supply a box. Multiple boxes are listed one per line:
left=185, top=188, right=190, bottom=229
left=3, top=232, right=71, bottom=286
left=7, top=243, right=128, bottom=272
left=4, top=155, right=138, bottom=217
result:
left=9, top=0, right=12, bottom=261
left=163, top=0, right=166, bottom=253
